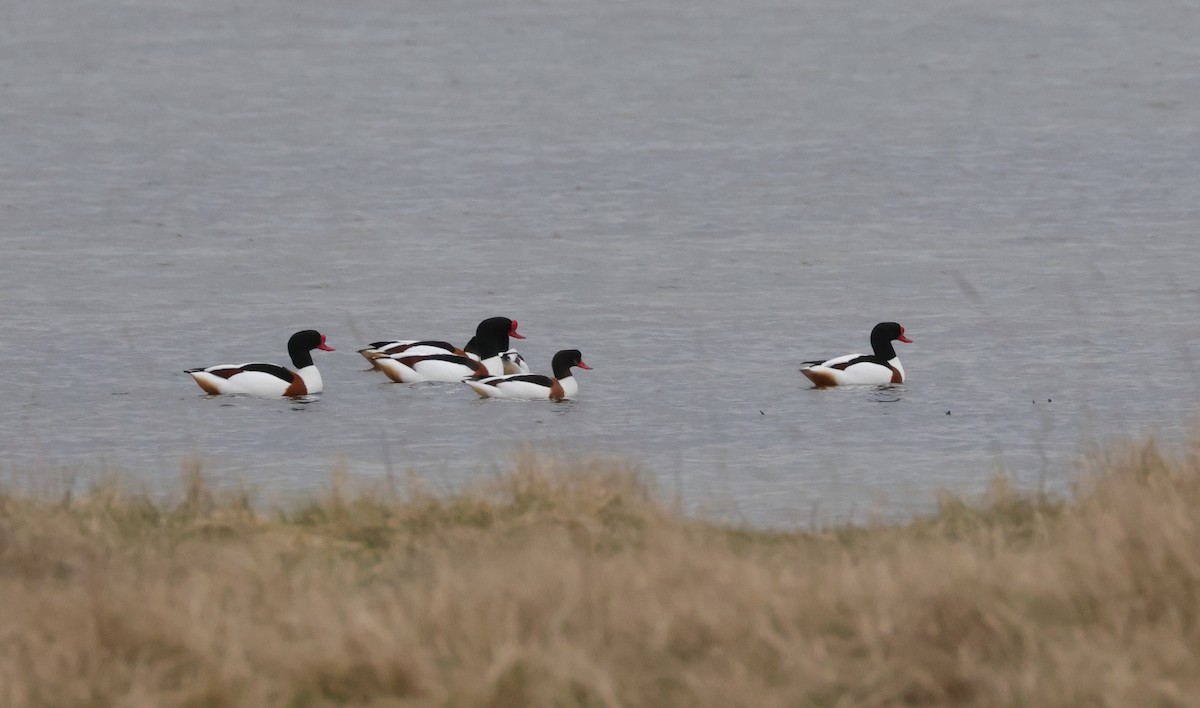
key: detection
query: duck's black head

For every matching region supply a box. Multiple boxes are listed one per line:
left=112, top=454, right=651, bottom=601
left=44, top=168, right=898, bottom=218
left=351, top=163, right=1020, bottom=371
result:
left=869, top=322, right=910, bottom=360
left=476, top=317, right=524, bottom=340
left=473, top=317, right=525, bottom=358
left=551, top=349, right=592, bottom=379
left=288, top=330, right=334, bottom=367
left=870, top=322, right=911, bottom=344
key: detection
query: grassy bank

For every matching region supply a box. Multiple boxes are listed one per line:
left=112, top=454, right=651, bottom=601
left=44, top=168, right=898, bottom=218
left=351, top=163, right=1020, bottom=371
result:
left=2, top=442, right=1199, bottom=707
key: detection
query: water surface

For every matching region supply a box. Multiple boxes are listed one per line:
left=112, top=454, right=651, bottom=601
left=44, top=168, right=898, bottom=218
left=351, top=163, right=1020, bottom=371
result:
left=2, top=0, right=1198, bottom=525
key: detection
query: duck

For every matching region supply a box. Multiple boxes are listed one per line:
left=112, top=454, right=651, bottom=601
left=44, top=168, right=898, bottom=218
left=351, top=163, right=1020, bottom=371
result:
left=186, top=330, right=335, bottom=397
left=359, top=317, right=525, bottom=376
left=365, top=318, right=522, bottom=383
left=799, top=322, right=912, bottom=387
left=365, top=350, right=491, bottom=383
left=464, top=349, right=591, bottom=400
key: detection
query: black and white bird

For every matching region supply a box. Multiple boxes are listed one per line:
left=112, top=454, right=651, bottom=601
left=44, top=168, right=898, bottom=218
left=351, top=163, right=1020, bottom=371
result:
left=359, top=316, right=526, bottom=378
left=186, top=330, right=335, bottom=397
left=799, top=322, right=912, bottom=387
left=464, top=349, right=592, bottom=400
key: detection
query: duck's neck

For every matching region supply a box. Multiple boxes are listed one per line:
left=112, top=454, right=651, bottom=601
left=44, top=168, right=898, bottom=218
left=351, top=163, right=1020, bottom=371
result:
left=870, top=336, right=898, bottom=362
left=551, top=359, right=575, bottom=379
left=297, top=365, right=324, bottom=394
left=480, top=354, right=504, bottom=376
left=472, top=334, right=507, bottom=361
left=289, top=345, right=315, bottom=370
left=557, top=374, right=579, bottom=398
left=290, top=345, right=322, bottom=394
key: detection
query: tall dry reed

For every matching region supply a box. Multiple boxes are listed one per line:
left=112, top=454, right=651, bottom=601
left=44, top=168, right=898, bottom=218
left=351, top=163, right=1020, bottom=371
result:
left=1, top=440, right=1199, bottom=707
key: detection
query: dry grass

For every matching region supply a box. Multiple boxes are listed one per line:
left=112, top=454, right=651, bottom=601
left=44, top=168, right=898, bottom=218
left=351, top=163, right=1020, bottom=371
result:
left=2, top=440, right=1200, bottom=707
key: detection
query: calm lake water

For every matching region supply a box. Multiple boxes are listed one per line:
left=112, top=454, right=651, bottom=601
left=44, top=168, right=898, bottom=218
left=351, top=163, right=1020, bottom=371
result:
left=2, top=0, right=1198, bottom=525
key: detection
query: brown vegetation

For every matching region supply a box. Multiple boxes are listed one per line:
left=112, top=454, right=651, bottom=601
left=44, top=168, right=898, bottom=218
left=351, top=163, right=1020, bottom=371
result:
left=2, top=440, right=1200, bottom=707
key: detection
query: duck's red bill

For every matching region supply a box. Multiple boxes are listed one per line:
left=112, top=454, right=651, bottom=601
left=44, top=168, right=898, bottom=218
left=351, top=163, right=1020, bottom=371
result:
left=898, top=334, right=913, bottom=343
left=509, top=325, right=526, bottom=339
left=318, top=334, right=335, bottom=351
left=578, top=361, right=593, bottom=370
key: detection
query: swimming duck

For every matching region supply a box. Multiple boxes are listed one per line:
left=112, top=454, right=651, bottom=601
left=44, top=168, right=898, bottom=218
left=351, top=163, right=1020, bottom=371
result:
left=799, top=322, right=911, bottom=387
left=365, top=318, right=524, bottom=383
left=365, top=350, right=491, bottom=383
left=186, top=330, right=335, bottom=397
left=464, top=349, right=591, bottom=400
left=359, top=317, right=524, bottom=376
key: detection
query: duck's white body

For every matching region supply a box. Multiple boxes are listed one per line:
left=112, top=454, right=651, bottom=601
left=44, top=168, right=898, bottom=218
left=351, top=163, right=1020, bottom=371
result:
left=368, top=353, right=489, bottom=383
left=465, top=373, right=579, bottom=400
left=361, top=340, right=511, bottom=376
left=799, top=354, right=904, bottom=387
left=189, top=364, right=325, bottom=397
left=799, top=322, right=912, bottom=388
left=186, top=330, right=334, bottom=398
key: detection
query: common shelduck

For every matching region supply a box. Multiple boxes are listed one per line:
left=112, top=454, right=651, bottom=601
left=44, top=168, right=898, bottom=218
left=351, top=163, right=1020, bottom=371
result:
left=464, top=349, right=591, bottom=400
left=799, top=322, right=912, bottom=387
left=365, top=351, right=491, bottom=383
left=359, top=317, right=525, bottom=376
left=186, top=330, right=335, bottom=397
left=364, top=318, right=520, bottom=383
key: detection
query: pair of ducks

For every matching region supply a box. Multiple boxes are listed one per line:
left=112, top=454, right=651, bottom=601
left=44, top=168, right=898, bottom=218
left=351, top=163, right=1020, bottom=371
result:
left=185, top=317, right=592, bottom=401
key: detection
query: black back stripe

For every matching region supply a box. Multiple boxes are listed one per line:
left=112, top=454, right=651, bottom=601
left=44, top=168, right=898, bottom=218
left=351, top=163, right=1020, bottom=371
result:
left=407, top=340, right=457, bottom=350
left=499, top=374, right=553, bottom=387
left=399, top=353, right=475, bottom=366
left=241, top=363, right=296, bottom=382
left=830, top=355, right=887, bottom=371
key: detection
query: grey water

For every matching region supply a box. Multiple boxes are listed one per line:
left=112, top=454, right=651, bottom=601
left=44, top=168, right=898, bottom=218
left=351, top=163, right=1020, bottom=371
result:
left=1, top=0, right=1198, bottom=526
